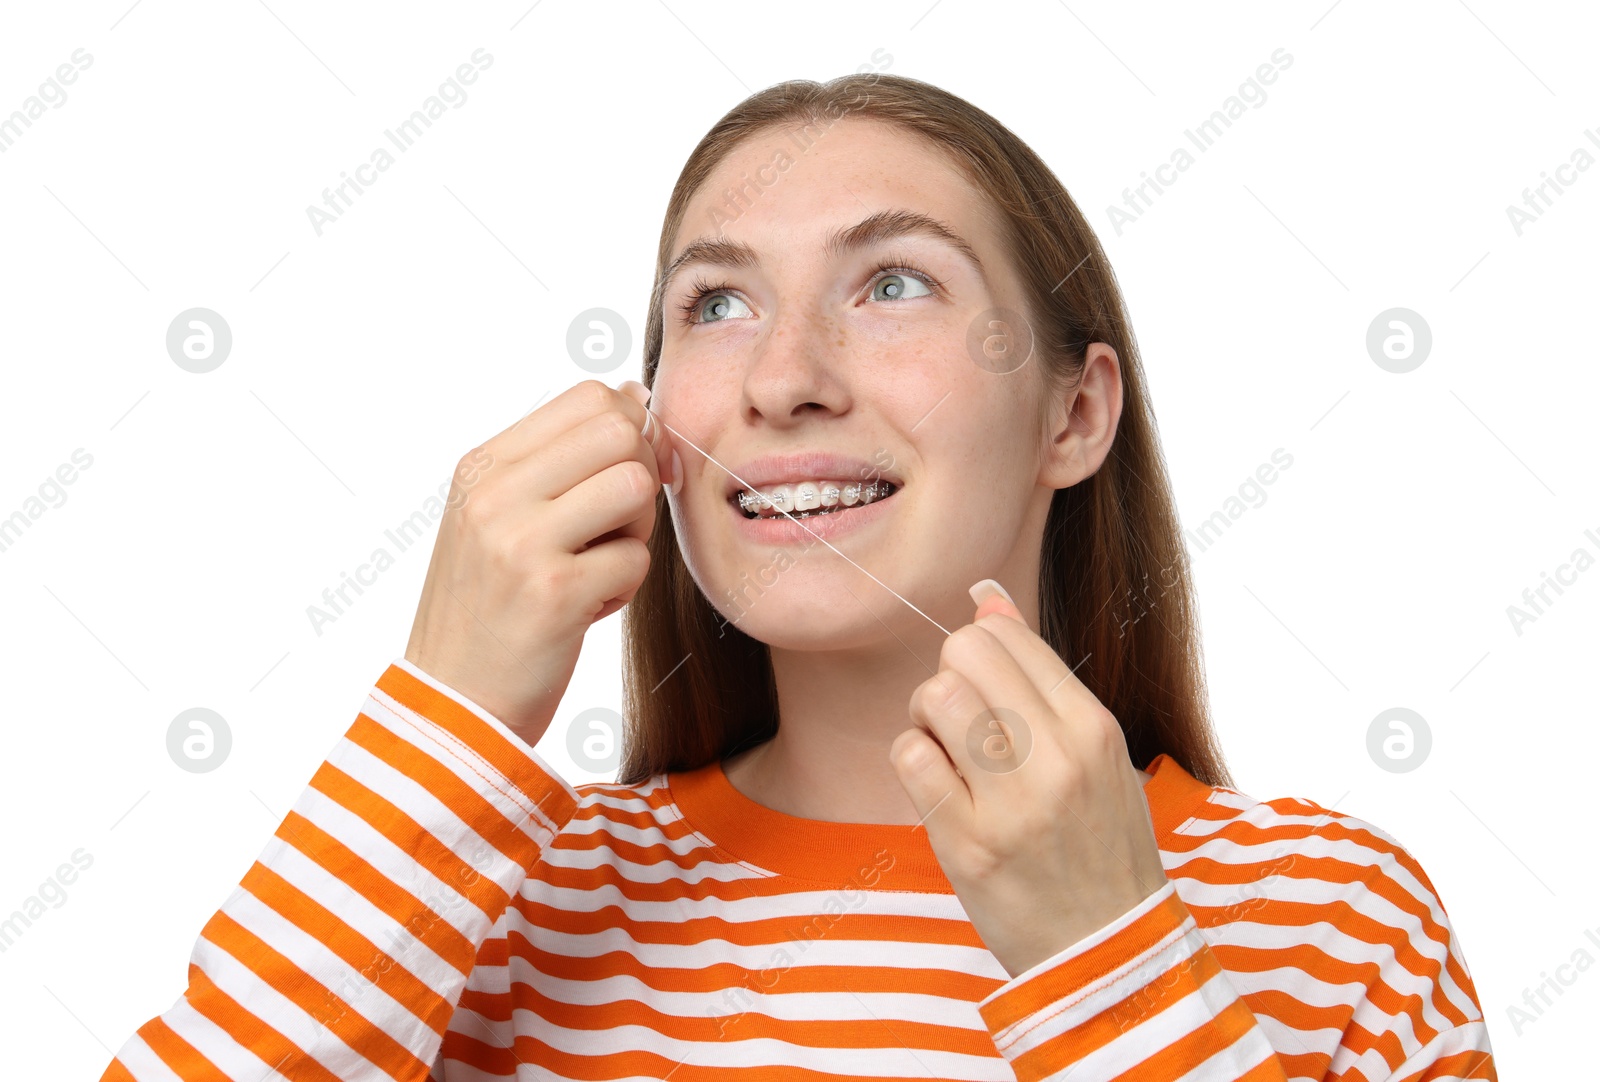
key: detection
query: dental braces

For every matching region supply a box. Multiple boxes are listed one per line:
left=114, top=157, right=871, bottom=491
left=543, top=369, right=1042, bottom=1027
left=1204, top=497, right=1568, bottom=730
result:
left=736, top=478, right=896, bottom=516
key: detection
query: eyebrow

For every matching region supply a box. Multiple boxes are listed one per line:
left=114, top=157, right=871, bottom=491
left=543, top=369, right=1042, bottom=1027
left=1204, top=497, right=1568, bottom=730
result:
left=658, top=208, right=987, bottom=295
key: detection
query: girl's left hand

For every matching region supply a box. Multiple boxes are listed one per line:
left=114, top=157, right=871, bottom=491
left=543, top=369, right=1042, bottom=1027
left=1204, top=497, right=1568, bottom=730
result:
left=889, top=580, right=1169, bottom=979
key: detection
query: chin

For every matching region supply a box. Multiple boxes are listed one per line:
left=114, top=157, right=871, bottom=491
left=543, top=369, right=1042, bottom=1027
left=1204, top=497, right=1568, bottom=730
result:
left=709, top=567, right=929, bottom=651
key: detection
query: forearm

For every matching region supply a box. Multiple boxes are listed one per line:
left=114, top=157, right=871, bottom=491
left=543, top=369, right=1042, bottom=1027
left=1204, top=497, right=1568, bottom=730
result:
left=100, top=659, right=579, bottom=1081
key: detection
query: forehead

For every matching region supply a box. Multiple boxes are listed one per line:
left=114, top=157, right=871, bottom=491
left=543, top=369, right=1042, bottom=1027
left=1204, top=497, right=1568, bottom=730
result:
left=674, top=116, right=997, bottom=259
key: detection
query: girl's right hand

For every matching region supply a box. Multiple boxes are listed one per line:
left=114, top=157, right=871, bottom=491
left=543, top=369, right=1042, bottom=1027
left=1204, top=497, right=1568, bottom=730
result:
left=404, top=378, right=677, bottom=747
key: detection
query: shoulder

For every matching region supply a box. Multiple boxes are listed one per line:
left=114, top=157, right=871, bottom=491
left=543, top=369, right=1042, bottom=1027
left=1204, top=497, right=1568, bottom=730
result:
left=511, top=773, right=696, bottom=888
left=545, top=772, right=691, bottom=844
left=1164, top=778, right=1445, bottom=911
left=1163, top=777, right=1485, bottom=1013
left=1158, top=776, right=1493, bottom=1076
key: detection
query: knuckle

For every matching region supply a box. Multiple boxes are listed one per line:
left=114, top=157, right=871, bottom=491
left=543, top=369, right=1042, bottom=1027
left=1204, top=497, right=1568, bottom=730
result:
left=1089, top=707, right=1126, bottom=755
left=620, top=536, right=652, bottom=574
left=457, top=486, right=500, bottom=530
left=616, top=458, right=654, bottom=501
left=893, top=737, right=936, bottom=775
left=449, top=447, right=493, bottom=506
left=958, top=837, right=1005, bottom=881
left=1055, top=755, right=1085, bottom=794
left=456, top=443, right=492, bottom=477
left=940, top=623, right=986, bottom=667
left=581, top=379, right=613, bottom=413
left=528, top=558, right=572, bottom=599
left=485, top=525, right=526, bottom=570
left=929, top=673, right=964, bottom=712
left=975, top=613, right=1011, bottom=636
left=602, top=409, right=638, bottom=451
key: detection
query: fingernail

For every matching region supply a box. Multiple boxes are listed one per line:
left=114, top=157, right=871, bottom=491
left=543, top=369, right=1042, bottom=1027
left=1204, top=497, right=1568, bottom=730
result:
left=640, top=408, right=659, bottom=444
left=668, top=448, right=684, bottom=496
left=618, top=379, right=652, bottom=406
left=969, top=578, right=1015, bottom=608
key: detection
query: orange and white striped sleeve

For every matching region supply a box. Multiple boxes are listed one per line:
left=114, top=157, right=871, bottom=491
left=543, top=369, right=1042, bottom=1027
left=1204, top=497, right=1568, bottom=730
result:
left=976, top=829, right=1498, bottom=1081
left=98, top=657, right=581, bottom=1082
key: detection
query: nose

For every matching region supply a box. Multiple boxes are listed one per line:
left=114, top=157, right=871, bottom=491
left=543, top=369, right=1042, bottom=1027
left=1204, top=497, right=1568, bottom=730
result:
left=740, top=303, right=849, bottom=426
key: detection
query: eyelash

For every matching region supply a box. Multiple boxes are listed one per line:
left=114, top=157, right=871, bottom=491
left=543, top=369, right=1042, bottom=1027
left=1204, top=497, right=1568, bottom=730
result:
left=673, top=255, right=944, bottom=326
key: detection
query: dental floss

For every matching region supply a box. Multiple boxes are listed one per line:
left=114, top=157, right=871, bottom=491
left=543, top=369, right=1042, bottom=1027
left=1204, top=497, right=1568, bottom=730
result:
left=653, top=411, right=954, bottom=638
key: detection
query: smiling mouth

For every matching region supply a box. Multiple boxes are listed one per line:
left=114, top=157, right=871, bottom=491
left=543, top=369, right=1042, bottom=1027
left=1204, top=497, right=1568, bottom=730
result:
left=731, top=479, right=900, bottom=520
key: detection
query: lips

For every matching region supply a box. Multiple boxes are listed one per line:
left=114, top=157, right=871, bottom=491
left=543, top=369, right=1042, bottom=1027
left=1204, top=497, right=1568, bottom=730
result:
left=730, top=477, right=900, bottom=544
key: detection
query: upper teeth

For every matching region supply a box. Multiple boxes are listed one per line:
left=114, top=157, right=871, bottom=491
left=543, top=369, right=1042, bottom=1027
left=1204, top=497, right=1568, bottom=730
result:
left=736, top=479, right=894, bottom=516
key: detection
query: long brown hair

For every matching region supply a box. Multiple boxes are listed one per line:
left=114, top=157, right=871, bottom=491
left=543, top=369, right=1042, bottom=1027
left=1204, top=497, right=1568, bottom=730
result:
left=619, top=73, right=1233, bottom=790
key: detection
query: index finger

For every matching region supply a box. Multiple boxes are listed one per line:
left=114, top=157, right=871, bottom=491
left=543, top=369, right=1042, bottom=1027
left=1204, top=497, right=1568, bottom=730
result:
left=489, top=378, right=672, bottom=488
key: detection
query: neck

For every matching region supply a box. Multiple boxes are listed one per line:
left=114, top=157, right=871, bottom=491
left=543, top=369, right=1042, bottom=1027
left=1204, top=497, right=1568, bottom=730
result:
left=726, top=615, right=951, bottom=826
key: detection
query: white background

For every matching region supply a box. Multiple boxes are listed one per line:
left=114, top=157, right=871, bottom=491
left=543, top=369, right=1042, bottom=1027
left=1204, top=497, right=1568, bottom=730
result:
left=1, top=0, right=1594, bottom=1077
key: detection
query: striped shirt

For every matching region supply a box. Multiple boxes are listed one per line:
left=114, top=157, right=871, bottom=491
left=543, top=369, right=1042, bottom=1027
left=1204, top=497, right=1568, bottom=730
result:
left=100, top=658, right=1498, bottom=1081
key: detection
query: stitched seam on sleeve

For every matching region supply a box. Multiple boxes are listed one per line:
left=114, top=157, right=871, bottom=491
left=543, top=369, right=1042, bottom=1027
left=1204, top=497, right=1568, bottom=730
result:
left=374, top=693, right=556, bottom=835
left=998, top=921, right=1194, bottom=1048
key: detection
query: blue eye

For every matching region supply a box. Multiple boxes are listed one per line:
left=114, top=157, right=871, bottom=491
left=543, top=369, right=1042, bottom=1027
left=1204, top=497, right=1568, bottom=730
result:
left=871, top=272, right=933, bottom=302
left=676, top=282, right=754, bottom=326
left=694, top=293, right=753, bottom=323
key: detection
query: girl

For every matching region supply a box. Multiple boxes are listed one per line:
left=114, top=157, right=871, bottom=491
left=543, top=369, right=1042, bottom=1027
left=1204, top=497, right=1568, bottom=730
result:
left=103, top=74, right=1497, bottom=1081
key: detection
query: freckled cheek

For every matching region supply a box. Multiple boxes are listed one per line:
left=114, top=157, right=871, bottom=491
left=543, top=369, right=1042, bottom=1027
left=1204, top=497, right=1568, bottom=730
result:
left=870, top=310, right=966, bottom=361
left=849, top=320, right=966, bottom=374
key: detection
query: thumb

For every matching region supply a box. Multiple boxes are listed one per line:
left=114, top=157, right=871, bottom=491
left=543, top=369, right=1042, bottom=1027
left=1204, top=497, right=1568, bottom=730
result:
left=968, top=578, right=1020, bottom=622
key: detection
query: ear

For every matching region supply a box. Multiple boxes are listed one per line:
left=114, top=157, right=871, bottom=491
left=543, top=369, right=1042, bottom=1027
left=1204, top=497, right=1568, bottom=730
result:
left=1039, top=343, right=1123, bottom=490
